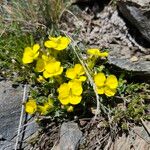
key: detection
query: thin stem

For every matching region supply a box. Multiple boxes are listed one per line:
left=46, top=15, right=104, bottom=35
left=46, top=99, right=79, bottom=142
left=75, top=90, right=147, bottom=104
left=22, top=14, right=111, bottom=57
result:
left=14, top=84, right=27, bottom=150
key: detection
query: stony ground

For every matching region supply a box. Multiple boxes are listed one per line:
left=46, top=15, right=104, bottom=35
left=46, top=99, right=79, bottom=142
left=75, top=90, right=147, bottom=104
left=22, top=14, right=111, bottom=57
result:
left=0, top=80, right=38, bottom=150
left=0, top=0, right=150, bottom=150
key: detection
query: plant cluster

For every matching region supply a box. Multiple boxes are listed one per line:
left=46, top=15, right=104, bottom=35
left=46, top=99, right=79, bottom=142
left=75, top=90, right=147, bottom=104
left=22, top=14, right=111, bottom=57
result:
left=22, top=35, right=120, bottom=117
left=0, top=0, right=149, bottom=132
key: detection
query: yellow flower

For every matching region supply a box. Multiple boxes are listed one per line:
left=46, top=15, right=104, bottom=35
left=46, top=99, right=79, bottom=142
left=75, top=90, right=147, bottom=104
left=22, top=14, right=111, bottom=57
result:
left=25, top=99, right=37, bottom=115
left=35, top=54, right=62, bottom=78
left=87, top=48, right=108, bottom=57
left=57, top=80, right=83, bottom=105
left=44, top=36, right=71, bottom=51
left=37, top=75, right=46, bottom=83
left=66, top=64, right=86, bottom=81
left=35, top=54, right=56, bottom=72
left=67, top=106, right=74, bottom=112
left=94, top=73, right=118, bottom=97
left=43, top=61, right=63, bottom=78
left=22, top=44, right=40, bottom=64
left=38, top=99, right=54, bottom=115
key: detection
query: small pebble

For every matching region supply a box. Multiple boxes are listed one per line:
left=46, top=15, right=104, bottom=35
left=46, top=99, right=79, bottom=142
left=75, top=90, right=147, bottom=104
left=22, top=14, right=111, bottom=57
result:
left=130, top=56, right=139, bottom=62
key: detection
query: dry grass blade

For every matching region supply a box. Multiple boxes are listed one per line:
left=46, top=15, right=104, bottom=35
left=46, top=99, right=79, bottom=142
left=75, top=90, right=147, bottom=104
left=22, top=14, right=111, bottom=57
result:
left=0, top=0, right=70, bottom=33
left=14, top=84, right=27, bottom=150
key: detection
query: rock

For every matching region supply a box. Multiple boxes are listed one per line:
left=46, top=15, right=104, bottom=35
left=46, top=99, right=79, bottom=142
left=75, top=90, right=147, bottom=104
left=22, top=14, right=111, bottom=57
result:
left=129, top=0, right=150, bottom=6
left=117, top=1, right=150, bottom=43
left=0, top=80, right=37, bottom=150
left=130, top=56, right=139, bottom=62
left=110, top=122, right=150, bottom=150
left=108, top=44, right=150, bottom=77
left=57, top=122, right=82, bottom=150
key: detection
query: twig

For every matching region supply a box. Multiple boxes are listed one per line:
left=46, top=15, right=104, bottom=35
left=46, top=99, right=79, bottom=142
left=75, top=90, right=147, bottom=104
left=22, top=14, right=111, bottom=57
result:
left=14, top=84, right=27, bottom=150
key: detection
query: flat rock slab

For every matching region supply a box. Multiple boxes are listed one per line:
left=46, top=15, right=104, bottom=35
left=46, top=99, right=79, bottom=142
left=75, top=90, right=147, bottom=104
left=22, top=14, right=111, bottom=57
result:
left=130, top=0, right=150, bottom=6
left=108, top=44, right=150, bottom=78
left=0, top=80, right=37, bottom=150
left=110, top=122, right=150, bottom=150
left=56, top=122, right=82, bottom=150
left=118, top=1, right=150, bottom=43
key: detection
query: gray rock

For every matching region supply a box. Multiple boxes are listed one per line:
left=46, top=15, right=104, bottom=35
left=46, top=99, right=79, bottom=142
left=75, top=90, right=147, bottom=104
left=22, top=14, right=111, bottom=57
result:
left=58, top=122, right=82, bottom=150
left=108, top=44, right=150, bottom=77
left=129, top=0, right=150, bottom=6
left=117, top=1, right=150, bottom=43
left=0, top=80, right=37, bottom=150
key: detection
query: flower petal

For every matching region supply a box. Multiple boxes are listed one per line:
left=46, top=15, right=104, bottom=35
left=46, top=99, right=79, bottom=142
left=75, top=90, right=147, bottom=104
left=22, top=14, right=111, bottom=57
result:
left=54, top=37, right=71, bottom=50
left=59, top=97, right=70, bottom=105
left=79, top=76, right=87, bottom=82
left=87, top=48, right=101, bottom=56
left=35, top=59, right=45, bottom=72
left=25, top=99, right=37, bottom=115
left=24, top=47, right=32, bottom=54
left=43, top=70, right=51, bottom=78
left=74, top=64, right=85, bottom=75
left=69, top=80, right=83, bottom=96
left=97, top=87, right=104, bottom=94
left=54, top=67, right=63, bottom=76
left=105, top=75, right=118, bottom=89
left=94, top=73, right=106, bottom=87
left=104, top=86, right=116, bottom=97
left=99, top=52, right=108, bottom=57
left=45, top=61, right=61, bottom=74
left=44, top=40, right=57, bottom=48
left=69, top=95, right=82, bottom=105
left=33, top=44, right=40, bottom=53
left=57, top=83, right=70, bottom=98
left=22, top=56, right=33, bottom=64
left=66, top=68, right=76, bottom=79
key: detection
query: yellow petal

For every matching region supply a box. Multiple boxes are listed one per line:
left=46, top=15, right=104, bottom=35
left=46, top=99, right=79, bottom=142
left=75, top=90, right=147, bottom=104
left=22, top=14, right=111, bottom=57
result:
left=35, top=59, right=45, bottom=72
left=59, top=97, right=70, bottom=105
left=74, top=64, right=85, bottom=75
left=55, top=37, right=71, bottom=50
left=33, top=44, right=40, bottom=53
left=25, top=99, right=37, bottom=115
left=43, top=61, right=63, bottom=78
left=44, top=40, right=57, bottom=48
left=42, top=54, right=55, bottom=63
left=43, top=70, right=51, bottom=78
left=57, top=83, right=70, bottom=98
left=79, top=76, right=87, bottom=82
left=22, top=47, right=38, bottom=64
left=69, top=95, right=82, bottom=105
left=97, top=87, right=104, bottom=94
left=104, top=86, right=116, bottom=97
left=49, top=36, right=61, bottom=42
left=60, top=37, right=71, bottom=45
left=94, top=73, right=106, bottom=87
left=54, top=67, right=63, bottom=76
left=45, top=61, right=61, bottom=74
left=66, top=68, right=76, bottom=79
left=22, top=56, right=33, bottom=64
left=87, top=48, right=101, bottom=56
left=37, top=75, right=45, bottom=83
left=105, top=75, right=118, bottom=89
left=99, top=52, right=108, bottom=57
left=33, top=51, right=39, bottom=59
left=24, top=47, right=32, bottom=54
left=67, top=106, right=74, bottom=112
left=69, top=80, right=83, bottom=96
